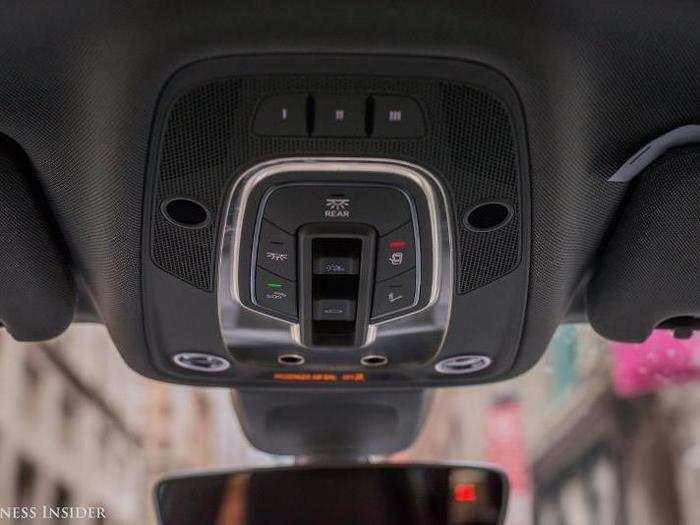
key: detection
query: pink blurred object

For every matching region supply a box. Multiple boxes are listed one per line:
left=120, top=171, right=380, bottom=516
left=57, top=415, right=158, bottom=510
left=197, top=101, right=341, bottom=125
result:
left=611, top=330, right=700, bottom=397
left=485, top=398, right=531, bottom=494
left=485, top=398, right=533, bottom=525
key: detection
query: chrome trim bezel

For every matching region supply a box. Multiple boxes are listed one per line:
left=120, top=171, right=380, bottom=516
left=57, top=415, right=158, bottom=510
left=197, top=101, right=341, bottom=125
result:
left=217, top=157, right=453, bottom=365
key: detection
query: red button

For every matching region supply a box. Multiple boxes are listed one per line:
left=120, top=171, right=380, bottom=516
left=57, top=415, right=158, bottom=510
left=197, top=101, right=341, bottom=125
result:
left=389, top=239, right=407, bottom=250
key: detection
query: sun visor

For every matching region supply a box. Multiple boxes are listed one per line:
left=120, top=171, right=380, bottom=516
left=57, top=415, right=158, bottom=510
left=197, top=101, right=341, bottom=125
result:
left=588, top=143, right=700, bottom=341
left=0, top=138, right=75, bottom=340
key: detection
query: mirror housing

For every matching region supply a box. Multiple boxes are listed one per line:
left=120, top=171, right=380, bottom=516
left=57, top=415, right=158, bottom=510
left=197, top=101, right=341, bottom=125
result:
left=155, top=463, right=509, bottom=525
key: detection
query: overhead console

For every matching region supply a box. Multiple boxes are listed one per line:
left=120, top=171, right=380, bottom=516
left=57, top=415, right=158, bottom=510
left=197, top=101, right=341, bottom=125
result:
left=141, top=55, right=531, bottom=388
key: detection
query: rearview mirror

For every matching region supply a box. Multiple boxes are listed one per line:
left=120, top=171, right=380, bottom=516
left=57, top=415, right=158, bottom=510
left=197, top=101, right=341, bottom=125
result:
left=155, top=463, right=508, bottom=525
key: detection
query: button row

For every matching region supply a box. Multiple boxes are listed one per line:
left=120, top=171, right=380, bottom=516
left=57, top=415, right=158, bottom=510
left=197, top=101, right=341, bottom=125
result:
left=371, top=221, right=418, bottom=319
left=253, top=94, right=425, bottom=138
left=255, top=220, right=298, bottom=317
left=256, top=265, right=417, bottom=321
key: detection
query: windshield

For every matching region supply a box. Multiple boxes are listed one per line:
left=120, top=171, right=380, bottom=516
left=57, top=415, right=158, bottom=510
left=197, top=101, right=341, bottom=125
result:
left=2, top=324, right=699, bottom=524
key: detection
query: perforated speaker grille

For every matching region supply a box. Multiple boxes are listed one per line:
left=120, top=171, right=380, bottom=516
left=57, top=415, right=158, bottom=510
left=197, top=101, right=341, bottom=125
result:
left=151, top=75, right=523, bottom=293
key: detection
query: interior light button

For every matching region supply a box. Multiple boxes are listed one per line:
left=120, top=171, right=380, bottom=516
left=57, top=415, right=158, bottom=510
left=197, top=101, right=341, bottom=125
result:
left=264, top=184, right=411, bottom=235
left=257, top=220, right=296, bottom=280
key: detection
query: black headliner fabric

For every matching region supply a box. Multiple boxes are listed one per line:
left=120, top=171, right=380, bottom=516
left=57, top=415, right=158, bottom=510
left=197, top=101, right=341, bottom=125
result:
left=0, top=1, right=698, bottom=380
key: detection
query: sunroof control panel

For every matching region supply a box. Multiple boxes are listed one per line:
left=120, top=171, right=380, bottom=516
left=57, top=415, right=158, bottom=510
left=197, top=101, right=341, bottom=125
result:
left=298, top=223, right=375, bottom=347
left=218, top=158, right=453, bottom=369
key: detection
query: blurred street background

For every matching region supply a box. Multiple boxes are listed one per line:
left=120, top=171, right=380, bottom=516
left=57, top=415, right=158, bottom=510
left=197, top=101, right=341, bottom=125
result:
left=1, top=324, right=699, bottom=524
left=400, top=325, right=700, bottom=525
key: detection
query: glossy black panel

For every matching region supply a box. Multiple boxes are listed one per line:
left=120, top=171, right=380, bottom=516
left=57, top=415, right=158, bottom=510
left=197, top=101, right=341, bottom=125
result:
left=156, top=464, right=508, bottom=525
